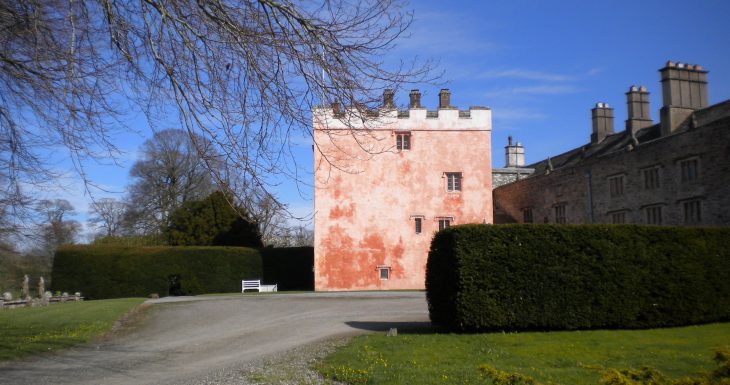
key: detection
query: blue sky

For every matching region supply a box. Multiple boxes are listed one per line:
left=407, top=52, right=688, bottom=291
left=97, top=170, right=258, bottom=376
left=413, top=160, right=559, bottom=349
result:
left=45, top=0, right=730, bottom=238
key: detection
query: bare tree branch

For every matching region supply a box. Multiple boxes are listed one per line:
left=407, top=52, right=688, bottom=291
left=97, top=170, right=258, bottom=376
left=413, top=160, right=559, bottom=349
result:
left=0, top=0, right=435, bottom=231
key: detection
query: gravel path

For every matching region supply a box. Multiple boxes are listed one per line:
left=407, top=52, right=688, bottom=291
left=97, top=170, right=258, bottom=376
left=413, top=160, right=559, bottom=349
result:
left=0, top=291, right=430, bottom=384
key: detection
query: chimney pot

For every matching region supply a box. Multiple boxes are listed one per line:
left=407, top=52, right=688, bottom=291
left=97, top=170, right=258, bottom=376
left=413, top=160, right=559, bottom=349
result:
left=660, top=60, right=709, bottom=135
left=439, top=89, right=452, bottom=109
left=409, top=89, right=421, bottom=108
left=504, top=136, right=525, bottom=167
left=382, top=89, right=395, bottom=109
left=591, top=102, right=614, bottom=144
left=626, top=84, right=652, bottom=134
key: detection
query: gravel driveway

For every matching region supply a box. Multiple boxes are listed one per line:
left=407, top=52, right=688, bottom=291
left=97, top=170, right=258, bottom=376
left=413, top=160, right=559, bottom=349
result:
left=0, top=291, right=429, bottom=384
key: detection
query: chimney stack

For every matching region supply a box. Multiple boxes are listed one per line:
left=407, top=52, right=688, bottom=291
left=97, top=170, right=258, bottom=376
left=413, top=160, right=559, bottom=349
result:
left=591, top=102, right=614, bottom=144
left=625, top=85, right=652, bottom=136
left=409, top=89, right=422, bottom=108
left=659, top=61, right=708, bottom=136
left=505, top=136, right=525, bottom=167
left=382, top=89, right=395, bottom=109
left=438, top=89, right=452, bottom=109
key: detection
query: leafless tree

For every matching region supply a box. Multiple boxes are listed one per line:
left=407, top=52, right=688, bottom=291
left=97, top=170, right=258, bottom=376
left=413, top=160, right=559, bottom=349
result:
left=0, top=0, right=433, bottom=224
left=35, top=199, right=80, bottom=254
left=124, top=128, right=215, bottom=234
left=87, top=197, right=127, bottom=237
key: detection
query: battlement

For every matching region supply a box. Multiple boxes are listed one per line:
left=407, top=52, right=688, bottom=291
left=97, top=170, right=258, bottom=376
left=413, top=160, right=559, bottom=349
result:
left=313, top=89, right=491, bottom=131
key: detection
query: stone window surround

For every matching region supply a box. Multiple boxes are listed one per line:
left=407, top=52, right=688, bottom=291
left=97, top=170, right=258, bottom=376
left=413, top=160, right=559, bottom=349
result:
left=607, top=173, right=627, bottom=198
left=377, top=265, right=391, bottom=280
left=444, top=172, right=462, bottom=192
left=607, top=209, right=629, bottom=224
left=641, top=203, right=665, bottom=225
left=553, top=203, right=567, bottom=224
left=522, top=207, right=534, bottom=223
left=641, top=165, right=661, bottom=190
left=677, top=156, right=700, bottom=183
left=678, top=197, right=703, bottom=224
left=436, top=216, right=454, bottom=231
left=395, top=131, right=411, bottom=151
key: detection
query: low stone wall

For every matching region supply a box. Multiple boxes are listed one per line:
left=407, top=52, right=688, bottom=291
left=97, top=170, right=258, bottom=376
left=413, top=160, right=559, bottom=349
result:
left=1, top=293, right=83, bottom=310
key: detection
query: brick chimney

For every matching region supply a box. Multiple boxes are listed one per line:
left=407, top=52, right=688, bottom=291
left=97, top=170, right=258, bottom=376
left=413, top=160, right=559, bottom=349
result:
left=382, top=89, right=395, bottom=109
left=438, top=89, right=451, bottom=109
left=659, top=61, right=708, bottom=136
left=504, top=136, right=525, bottom=167
left=591, top=102, right=614, bottom=144
left=625, top=85, right=652, bottom=136
left=409, top=89, right=422, bottom=108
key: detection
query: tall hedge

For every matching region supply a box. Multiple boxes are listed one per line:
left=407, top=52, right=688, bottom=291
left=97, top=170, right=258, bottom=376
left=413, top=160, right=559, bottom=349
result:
left=261, top=247, right=314, bottom=291
left=426, top=224, right=730, bottom=332
left=52, top=245, right=262, bottom=299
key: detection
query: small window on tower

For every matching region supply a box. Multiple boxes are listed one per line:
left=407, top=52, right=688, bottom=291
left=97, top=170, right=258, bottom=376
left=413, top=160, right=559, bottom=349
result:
left=437, top=218, right=452, bottom=231
left=414, top=217, right=422, bottom=234
left=396, top=132, right=411, bottom=150
left=378, top=266, right=390, bottom=280
left=445, top=172, right=462, bottom=192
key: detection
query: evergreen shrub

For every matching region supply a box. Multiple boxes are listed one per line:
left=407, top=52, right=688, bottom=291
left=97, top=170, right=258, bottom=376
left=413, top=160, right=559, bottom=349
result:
left=261, top=247, right=314, bottom=291
left=52, top=245, right=262, bottom=299
left=426, top=224, right=730, bottom=332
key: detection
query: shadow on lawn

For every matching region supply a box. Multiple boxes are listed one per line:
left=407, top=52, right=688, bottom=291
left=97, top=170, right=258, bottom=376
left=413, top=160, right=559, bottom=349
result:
left=345, top=321, right=438, bottom=334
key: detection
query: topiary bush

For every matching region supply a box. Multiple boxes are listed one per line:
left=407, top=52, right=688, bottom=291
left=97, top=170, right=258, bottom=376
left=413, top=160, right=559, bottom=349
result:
left=426, top=224, right=730, bottom=332
left=52, top=245, right=262, bottom=299
left=260, top=247, right=314, bottom=291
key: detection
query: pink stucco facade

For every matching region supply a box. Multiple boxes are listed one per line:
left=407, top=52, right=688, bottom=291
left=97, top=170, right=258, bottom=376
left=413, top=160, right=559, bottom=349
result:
left=313, top=100, right=492, bottom=291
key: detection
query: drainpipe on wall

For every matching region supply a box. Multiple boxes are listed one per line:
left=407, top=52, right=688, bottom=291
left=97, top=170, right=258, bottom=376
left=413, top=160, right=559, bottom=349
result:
left=586, top=169, right=595, bottom=223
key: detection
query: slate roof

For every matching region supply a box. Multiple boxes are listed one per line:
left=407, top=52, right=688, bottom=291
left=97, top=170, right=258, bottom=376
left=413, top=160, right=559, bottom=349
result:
left=526, top=99, right=730, bottom=176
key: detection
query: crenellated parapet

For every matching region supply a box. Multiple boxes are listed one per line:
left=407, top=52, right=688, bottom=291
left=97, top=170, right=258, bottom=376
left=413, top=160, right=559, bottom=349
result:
left=313, top=89, right=491, bottom=131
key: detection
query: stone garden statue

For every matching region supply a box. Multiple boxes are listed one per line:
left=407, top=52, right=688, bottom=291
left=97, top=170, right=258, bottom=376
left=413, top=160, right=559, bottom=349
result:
left=37, top=276, right=45, bottom=299
left=22, top=274, right=30, bottom=301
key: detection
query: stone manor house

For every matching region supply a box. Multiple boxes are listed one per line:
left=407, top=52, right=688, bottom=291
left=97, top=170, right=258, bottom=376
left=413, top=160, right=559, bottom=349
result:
left=493, top=61, right=730, bottom=226
left=313, top=60, right=729, bottom=291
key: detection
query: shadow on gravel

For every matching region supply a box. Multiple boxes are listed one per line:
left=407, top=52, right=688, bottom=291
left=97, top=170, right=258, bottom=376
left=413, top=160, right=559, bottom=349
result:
left=345, top=321, right=436, bottom=334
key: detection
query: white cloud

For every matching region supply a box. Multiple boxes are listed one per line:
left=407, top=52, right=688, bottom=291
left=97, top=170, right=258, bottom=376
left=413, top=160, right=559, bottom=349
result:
left=483, top=84, right=581, bottom=99
left=493, top=108, right=549, bottom=122
left=395, top=10, right=499, bottom=56
left=477, top=69, right=574, bottom=82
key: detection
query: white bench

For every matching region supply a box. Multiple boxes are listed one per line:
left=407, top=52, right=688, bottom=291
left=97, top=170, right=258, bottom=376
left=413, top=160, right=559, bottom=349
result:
left=242, top=280, right=261, bottom=292
left=241, top=280, right=278, bottom=293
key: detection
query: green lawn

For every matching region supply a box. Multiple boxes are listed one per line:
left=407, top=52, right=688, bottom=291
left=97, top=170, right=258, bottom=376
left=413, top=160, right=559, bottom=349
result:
left=318, top=323, right=730, bottom=384
left=0, top=298, right=144, bottom=361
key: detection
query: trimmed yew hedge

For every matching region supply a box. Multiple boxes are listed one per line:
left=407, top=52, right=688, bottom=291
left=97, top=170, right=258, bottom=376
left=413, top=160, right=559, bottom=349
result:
left=426, top=224, right=730, bottom=332
left=261, top=247, right=314, bottom=291
left=52, top=245, right=262, bottom=299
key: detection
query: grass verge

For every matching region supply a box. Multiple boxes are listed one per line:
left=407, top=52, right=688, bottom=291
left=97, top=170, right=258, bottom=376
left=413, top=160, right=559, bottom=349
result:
left=317, top=323, right=730, bottom=384
left=0, top=298, right=145, bottom=361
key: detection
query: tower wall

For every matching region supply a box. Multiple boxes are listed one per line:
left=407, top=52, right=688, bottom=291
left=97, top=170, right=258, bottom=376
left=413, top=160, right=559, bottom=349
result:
left=313, top=103, right=492, bottom=290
